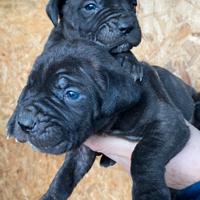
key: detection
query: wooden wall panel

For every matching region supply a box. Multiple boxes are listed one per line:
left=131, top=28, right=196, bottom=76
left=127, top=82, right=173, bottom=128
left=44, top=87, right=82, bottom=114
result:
left=0, top=1, right=199, bottom=199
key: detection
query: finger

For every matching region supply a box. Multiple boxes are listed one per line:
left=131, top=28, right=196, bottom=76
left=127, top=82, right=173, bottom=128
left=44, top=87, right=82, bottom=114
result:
left=84, top=135, right=138, bottom=159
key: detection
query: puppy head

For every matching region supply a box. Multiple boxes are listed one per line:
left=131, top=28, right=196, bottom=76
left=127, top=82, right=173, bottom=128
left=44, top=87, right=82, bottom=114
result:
left=7, top=42, right=141, bottom=154
left=46, top=0, right=141, bottom=53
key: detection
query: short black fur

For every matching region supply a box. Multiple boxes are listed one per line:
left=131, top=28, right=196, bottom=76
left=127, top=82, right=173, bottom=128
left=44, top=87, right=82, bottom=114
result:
left=45, top=0, right=143, bottom=81
left=7, top=41, right=200, bottom=200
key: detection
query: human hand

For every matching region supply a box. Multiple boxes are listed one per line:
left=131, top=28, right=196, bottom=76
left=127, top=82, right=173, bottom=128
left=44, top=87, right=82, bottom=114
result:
left=84, top=122, right=200, bottom=190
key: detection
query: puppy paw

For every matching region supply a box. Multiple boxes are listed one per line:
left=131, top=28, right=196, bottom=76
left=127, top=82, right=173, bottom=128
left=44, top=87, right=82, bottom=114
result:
left=129, top=62, right=143, bottom=82
left=121, top=55, right=144, bottom=82
left=100, top=155, right=116, bottom=167
left=115, top=53, right=143, bottom=82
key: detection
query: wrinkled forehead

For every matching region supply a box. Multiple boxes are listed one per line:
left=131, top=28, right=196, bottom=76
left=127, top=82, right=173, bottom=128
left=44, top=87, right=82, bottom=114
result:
left=29, top=55, right=97, bottom=88
left=27, top=40, right=120, bottom=89
left=16, top=58, right=98, bottom=107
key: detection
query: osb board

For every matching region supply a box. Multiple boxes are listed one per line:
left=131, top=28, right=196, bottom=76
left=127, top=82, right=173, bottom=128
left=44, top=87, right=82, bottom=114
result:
left=0, top=0, right=200, bottom=200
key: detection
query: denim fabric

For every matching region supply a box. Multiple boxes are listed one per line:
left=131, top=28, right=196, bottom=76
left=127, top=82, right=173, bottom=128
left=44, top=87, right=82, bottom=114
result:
left=176, top=181, right=200, bottom=200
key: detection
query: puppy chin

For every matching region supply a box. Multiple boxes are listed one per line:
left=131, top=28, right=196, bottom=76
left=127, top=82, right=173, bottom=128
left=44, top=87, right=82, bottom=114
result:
left=7, top=130, right=28, bottom=143
left=111, top=43, right=133, bottom=53
left=27, top=140, right=72, bottom=155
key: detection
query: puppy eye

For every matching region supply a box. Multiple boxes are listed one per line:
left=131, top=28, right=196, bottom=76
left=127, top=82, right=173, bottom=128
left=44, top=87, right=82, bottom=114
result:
left=65, top=90, right=81, bottom=101
left=84, top=3, right=97, bottom=11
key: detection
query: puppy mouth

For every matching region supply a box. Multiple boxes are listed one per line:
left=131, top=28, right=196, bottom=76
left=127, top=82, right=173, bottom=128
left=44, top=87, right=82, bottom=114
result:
left=10, top=130, right=73, bottom=155
left=110, top=42, right=132, bottom=53
left=96, top=36, right=132, bottom=53
left=108, top=30, right=141, bottom=53
left=27, top=128, right=73, bottom=154
left=95, top=32, right=133, bottom=53
left=8, top=120, right=73, bottom=154
left=94, top=23, right=141, bottom=53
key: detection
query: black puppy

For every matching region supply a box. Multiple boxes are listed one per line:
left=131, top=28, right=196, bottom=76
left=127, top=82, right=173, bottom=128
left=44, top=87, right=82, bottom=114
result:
left=44, top=0, right=200, bottom=125
left=45, top=0, right=143, bottom=167
left=7, top=41, right=199, bottom=200
left=45, top=0, right=143, bottom=81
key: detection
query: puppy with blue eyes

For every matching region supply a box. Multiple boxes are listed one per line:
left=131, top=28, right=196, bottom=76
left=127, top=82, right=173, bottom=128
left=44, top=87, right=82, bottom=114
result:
left=44, top=0, right=200, bottom=123
left=7, top=40, right=200, bottom=200
left=44, top=0, right=143, bottom=81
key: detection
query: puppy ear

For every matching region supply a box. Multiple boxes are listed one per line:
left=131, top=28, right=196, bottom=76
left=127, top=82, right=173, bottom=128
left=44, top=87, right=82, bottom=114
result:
left=101, top=69, right=141, bottom=116
left=46, top=0, right=66, bottom=26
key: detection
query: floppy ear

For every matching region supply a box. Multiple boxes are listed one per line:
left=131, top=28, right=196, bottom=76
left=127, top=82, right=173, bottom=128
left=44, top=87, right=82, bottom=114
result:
left=46, top=0, right=66, bottom=26
left=101, top=69, right=141, bottom=116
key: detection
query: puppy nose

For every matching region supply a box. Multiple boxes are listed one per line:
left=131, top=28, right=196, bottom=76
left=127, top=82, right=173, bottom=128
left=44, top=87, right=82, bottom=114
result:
left=118, top=16, right=134, bottom=34
left=18, top=107, right=36, bottom=133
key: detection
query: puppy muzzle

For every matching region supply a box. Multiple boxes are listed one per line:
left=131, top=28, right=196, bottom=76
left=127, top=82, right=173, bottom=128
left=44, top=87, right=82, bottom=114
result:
left=86, top=9, right=141, bottom=52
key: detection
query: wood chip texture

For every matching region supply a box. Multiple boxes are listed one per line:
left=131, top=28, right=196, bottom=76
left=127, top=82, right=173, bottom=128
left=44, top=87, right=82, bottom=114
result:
left=0, top=0, right=199, bottom=200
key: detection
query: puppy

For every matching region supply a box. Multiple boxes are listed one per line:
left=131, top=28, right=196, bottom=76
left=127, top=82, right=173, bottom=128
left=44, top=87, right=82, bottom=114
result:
left=45, top=0, right=144, bottom=168
left=7, top=41, right=199, bottom=200
left=44, top=0, right=200, bottom=123
left=45, top=0, right=143, bottom=81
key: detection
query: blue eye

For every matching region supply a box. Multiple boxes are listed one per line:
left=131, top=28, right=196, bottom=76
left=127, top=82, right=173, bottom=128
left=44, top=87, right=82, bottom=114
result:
left=66, top=90, right=80, bottom=100
left=84, top=3, right=97, bottom=11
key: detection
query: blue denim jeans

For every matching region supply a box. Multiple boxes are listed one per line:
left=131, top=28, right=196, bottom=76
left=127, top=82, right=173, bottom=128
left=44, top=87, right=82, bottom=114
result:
left=176, top=181, right=200, bottom=200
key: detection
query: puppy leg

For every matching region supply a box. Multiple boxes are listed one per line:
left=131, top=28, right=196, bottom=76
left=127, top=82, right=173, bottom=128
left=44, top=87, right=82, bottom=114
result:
left=131, top=108, right=190, bottom=200
left=100, top=155, right=116, bottom=167
left=40, top=145, right=96, bottom=200
left=113, top=51, right=143, bottom=82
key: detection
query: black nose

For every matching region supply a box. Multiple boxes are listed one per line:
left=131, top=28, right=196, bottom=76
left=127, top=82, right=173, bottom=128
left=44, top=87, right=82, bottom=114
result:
left=18, top=107, right=36, bottom=133
left=118, top=16, right=134, bottom=34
